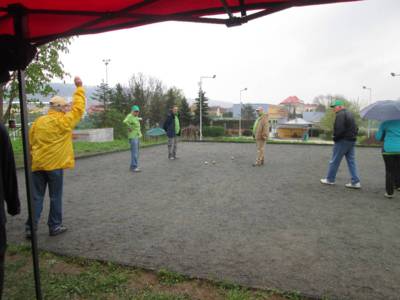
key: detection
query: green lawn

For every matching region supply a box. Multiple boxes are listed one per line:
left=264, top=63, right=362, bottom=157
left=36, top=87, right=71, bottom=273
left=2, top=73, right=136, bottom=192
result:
left=12, top=137, right=167, bottom=168
left=4, top=244, right=300, bottom=300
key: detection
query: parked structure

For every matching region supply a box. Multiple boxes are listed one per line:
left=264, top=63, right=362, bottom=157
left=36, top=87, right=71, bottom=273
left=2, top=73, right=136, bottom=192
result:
left=276, top=118, right=312, bottom=139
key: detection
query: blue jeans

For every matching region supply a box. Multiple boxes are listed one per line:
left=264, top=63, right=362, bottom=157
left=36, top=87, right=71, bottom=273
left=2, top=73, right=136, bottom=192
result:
left=129, top=138, right=140, bottom=169
left=326, top=140, right=360, bottom=184
left=26, top=169, right=64, bottom=231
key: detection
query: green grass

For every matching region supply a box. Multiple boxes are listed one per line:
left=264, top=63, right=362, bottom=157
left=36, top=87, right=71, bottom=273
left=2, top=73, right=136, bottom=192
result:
left=3, top=244, right=303, bottom=300
left=12, top=137, right=167, bottom=168
left=157, top=269, right=188, bottom=285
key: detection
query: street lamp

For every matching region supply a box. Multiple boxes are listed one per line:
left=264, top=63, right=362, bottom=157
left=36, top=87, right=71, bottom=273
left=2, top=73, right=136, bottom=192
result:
left=102, top=58, right=111, bottom=85
left=362, top=86, right=372, bottom=138
left=390, top=72, right=400, bottom=77
left=198, top=74, right=216, bottom=141
left=239, top=88, right=247, bottom=136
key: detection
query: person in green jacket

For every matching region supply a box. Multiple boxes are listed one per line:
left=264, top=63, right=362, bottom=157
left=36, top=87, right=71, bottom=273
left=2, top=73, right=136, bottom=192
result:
left=123, top=105, right=142, bottom=172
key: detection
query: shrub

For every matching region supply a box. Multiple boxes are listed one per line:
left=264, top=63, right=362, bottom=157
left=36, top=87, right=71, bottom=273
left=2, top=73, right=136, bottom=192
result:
left=76, top=116, right=96, bottom=130
left=242, top=129, right=253, bottom=136
left=92, top=109, right=128, bottom=139
left=203, top=126, right=225, bottom=137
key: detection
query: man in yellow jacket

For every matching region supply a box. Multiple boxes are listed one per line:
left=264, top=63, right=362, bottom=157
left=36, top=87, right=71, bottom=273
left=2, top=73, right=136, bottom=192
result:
left=25, top=76, right=85, bottom=238
left=252, top=106, right=269, bottom=167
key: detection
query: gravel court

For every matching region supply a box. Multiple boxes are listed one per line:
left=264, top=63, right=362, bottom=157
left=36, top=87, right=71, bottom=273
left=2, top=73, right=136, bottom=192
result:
left=7, top=142, right=400, bottom=300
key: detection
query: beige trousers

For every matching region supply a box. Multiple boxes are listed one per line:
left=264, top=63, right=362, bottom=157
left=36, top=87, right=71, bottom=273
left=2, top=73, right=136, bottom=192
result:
left=256, top=139, right=266, bottom=164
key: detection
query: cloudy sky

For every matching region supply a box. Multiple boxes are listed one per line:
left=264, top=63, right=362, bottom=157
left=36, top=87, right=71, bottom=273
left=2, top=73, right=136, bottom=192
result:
left=60, top=0, right=400, bottom=106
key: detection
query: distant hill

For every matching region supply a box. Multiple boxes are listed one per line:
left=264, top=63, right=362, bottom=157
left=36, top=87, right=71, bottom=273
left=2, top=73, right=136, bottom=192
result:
left=186, top=98, right=233, bottom=109
left=31, top=83, right=235, bottom=109
left=29, top=83, right=98, bottom=103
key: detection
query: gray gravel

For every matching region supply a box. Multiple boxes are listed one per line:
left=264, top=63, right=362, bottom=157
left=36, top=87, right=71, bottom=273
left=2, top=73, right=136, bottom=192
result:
left=7, top=142, right=400, bottom=300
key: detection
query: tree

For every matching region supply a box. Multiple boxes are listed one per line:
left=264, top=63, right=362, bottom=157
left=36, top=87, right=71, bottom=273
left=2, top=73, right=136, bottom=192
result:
left=91, top=82, right=112, bottom=126
left=164, top=88, right=177, bottom=113
left=179, top=97, right=192, bottom=127
left=128, top=73, right=165, bottom=125
left=92, top=109, right=127, bottom=139
left=194, top=90, right=210, bottom=126
left=110, top=83, right=131, bottom=116
left=0, top=38, right=72, bottom=123
left=241, top=104, right=256, bottom=120
left=313, top=94, right=334, bottom=113
left=223, top=111, right=233, bottom=118
left=320, top=96, right=363, bottom=138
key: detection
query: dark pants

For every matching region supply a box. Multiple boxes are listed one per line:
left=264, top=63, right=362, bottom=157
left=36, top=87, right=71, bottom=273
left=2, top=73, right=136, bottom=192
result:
left=25, top=170, right=64, bottom=231
left=0, top=225, right=5, bottom=300
left=326, top=140, right=360, bottom=184
left=383, top=154, right=400, bottom=195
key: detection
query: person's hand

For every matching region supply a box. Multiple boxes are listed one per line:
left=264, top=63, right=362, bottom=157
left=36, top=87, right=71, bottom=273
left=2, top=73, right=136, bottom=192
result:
left=74, top=76, right=83, bottom=87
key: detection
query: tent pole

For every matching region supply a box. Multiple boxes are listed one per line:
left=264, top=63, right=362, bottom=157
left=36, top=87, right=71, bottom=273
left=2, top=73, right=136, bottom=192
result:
left=13, top=5, right=43, bottom=299
left=17, top=70, right=43, bottom=300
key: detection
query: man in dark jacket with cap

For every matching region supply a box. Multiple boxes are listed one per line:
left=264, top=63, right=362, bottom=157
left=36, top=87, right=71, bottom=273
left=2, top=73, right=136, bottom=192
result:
left=163, top=106, right=181, bottom=160
left=321, top=100, right=361, bottom=188
left=0, top=123, right=21, bottom=297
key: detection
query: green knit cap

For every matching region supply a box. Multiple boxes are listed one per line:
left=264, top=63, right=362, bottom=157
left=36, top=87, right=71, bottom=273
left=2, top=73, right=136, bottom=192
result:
left=131, top=105, right=140, bottom=112
left=330, top=99, right=344, bottom=108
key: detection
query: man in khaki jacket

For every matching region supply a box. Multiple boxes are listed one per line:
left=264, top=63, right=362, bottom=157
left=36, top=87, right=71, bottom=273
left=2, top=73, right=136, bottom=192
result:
left=252, top=106, right=269, bottom=166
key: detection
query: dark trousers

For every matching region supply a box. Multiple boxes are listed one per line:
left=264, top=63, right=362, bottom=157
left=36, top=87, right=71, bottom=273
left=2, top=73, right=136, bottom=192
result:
left=383, top=154, right=400, bottom=195
left=25, top=170, right=64, bottom=231
left=0, top=225, right=6, bottom=300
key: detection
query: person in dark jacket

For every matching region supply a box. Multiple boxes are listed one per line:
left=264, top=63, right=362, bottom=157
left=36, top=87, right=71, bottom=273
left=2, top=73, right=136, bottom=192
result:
left=0, top=123, right=21, bottom=297
left=163, top=106, right=180, bottom=160
left=320, top=100, right=361, bottom=189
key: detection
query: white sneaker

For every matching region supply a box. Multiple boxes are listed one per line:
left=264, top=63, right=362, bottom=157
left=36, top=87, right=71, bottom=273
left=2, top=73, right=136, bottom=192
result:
left=384, top=193, right=394, bottom=199
left=133, top=168, right=141, bottom=173
left=320, top=178, right=335, bottom=185
left=345, top=182, right=361, bottom=189
left=169, top=157, right=175, bottom=160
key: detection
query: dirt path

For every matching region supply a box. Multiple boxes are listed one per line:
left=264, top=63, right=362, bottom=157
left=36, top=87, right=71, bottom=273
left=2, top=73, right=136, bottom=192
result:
left=7, top=142, right=400, bottom=300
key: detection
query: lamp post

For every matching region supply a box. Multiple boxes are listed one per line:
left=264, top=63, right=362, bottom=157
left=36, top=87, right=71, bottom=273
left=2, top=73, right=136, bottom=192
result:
left=363, top=85, right=372, bottom=138
left=198, top=74, right=216, bottom=141
left=102, top=58, right=111, bottom=85
left=239, top=87, right=247, bottom=136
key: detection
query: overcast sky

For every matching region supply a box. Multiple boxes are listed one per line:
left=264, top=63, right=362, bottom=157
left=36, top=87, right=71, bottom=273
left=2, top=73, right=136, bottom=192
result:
left=60, top=0, right=400, bottom=106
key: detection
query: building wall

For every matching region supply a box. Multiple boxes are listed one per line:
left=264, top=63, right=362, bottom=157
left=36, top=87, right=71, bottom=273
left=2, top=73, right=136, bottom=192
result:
left=277, top=127, right=307, bottom=139
left=73, top=128, right=114, bottom=142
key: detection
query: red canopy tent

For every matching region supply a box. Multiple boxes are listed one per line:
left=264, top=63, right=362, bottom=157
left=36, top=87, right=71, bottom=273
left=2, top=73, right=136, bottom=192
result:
left=0, top=1, right=360, bottom=299
left=1, top=0, right=358, bottom=45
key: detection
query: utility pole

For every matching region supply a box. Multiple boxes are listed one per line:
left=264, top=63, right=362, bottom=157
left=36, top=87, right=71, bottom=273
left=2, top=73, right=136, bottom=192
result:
left=239, top=87, right=247, bottom=136
left=102, top=58, right=111, bottom=85
left=198, top=74, right=216, bottom=141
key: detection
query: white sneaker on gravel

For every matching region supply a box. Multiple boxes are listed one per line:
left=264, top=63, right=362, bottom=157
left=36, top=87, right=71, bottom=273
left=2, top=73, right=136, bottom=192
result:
left=320, top=178, right=335, bottom=185
left=133, top=168, right=141, bottom=173
left=384, top=193, right=394, bottom=199
left=345, top=182, right=361, bottom=189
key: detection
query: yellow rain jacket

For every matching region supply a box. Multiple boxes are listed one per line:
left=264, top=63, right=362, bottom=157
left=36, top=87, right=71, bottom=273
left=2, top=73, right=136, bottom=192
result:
left=30, top=87, right=86, bottom=171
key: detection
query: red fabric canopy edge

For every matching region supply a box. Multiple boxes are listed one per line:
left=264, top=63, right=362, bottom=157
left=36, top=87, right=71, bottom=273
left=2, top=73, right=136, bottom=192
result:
left=0, top=0, right=360, bottom=45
